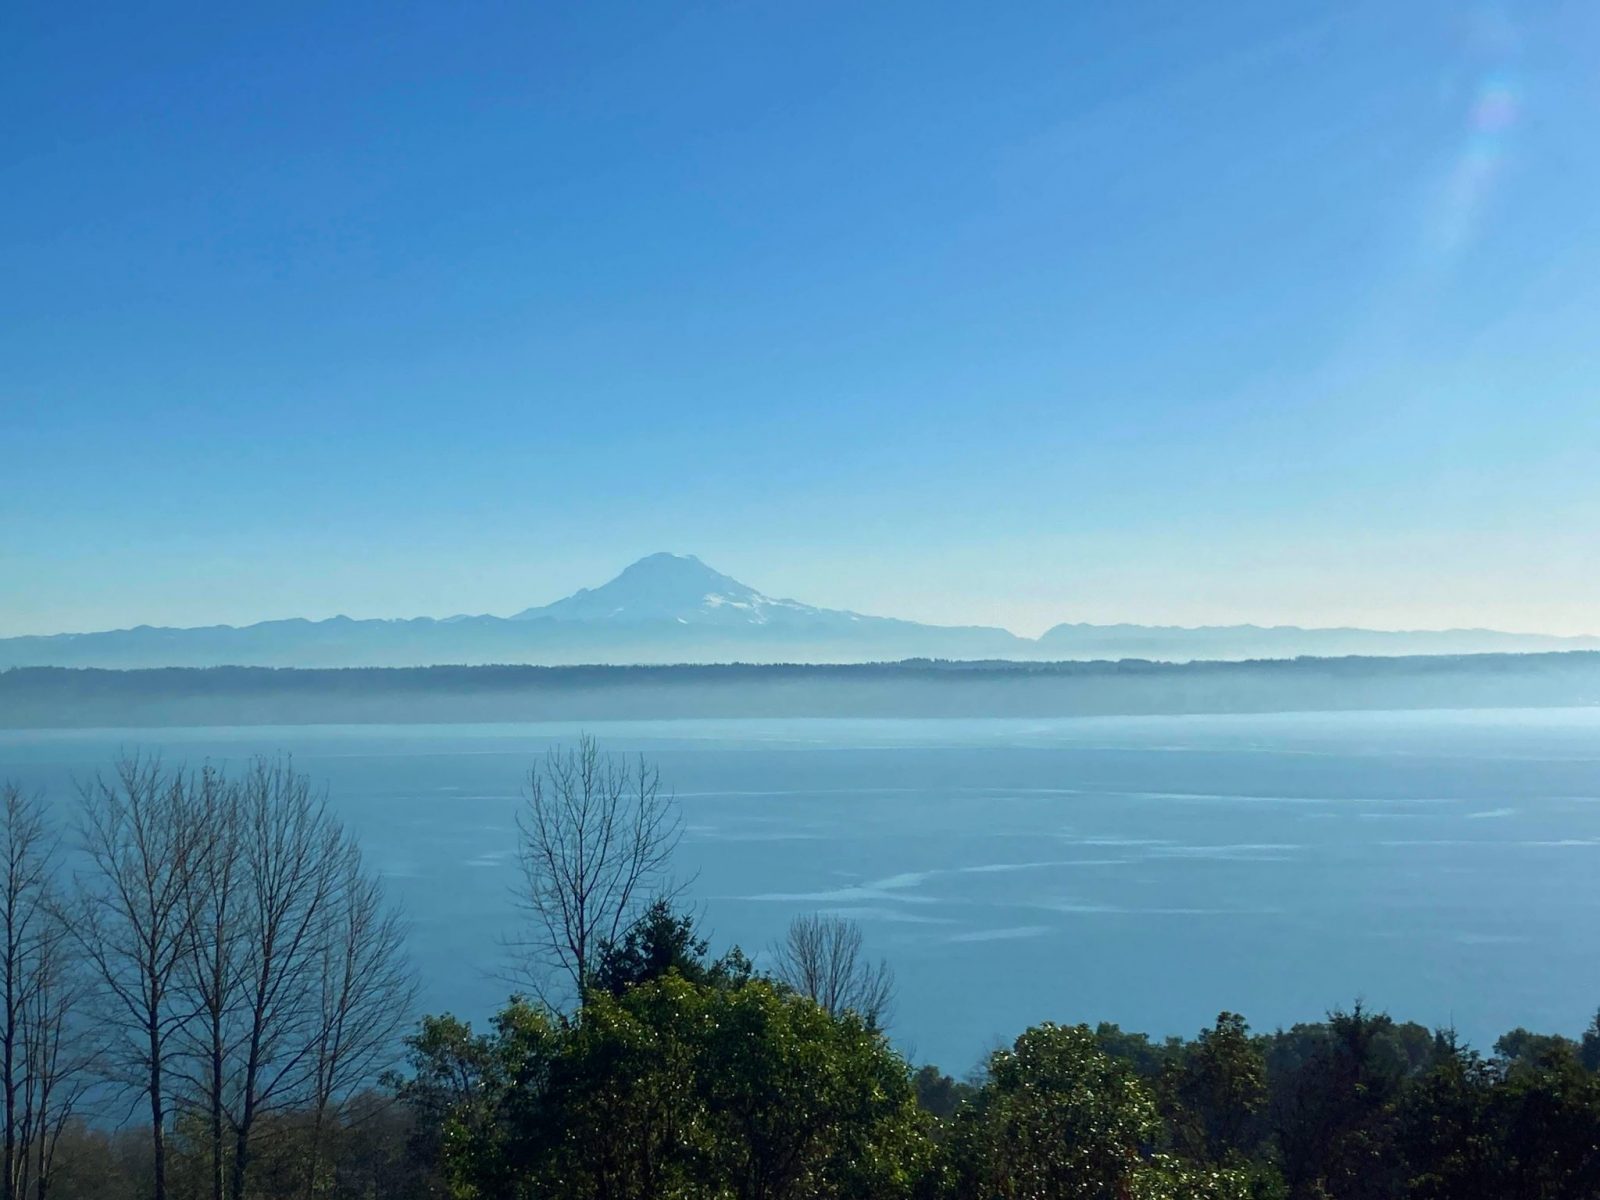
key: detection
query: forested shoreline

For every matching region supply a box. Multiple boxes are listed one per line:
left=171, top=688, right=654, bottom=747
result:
left=3, top=741, right=1599, bottom=1199
left=4, top=651, right=1600, bottom=727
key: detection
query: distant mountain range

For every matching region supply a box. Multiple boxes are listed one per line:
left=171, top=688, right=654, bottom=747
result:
left=3, top=553, right=1596, bottom=669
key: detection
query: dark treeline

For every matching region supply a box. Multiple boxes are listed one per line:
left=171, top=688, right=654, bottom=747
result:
left=6, top=739, right=1600, bottom=1199
left=6, top=651, right=1600, bottom=727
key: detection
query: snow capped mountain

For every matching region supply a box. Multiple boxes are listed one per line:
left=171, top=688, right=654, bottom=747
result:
left=2, top=554, right=1597, bottom=670
left=512, top=553, right=869, bottom=629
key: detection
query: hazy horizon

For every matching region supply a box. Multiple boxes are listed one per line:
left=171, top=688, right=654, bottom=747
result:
left=5, top=550, right=1600, bottom=643
left=7, top=2, right=1600, bottom=639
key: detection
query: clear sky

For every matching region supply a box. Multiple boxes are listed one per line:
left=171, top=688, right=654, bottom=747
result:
left=4, top=1, right=1598, bottom=638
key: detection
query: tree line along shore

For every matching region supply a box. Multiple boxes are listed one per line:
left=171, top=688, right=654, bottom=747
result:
left=3, top=651, right=1599, bottom=727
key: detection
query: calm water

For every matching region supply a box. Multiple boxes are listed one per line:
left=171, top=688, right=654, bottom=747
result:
left=4, top=709, right=1599, bottom=1071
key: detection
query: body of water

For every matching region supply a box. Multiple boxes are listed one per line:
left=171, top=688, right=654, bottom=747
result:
left=4, top=709, right=1599, bottom=1071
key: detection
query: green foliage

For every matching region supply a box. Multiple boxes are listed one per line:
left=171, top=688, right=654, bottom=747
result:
left=1489, top=1040, right=1600, bottom=1198
left=1162, top=1012, right=1269, bottom=1164
left=388, top=990, right=1600, bottom=1200
left=591, top=898, right=753, bottom=997
left=692, top=977, right=935, bottom=1200
left=912, top=1065, right=975, bottom=1121
left=42, top=991, right=1600, bottom=1200
left=1494, top=1026, right=1580, bottom=1067
left=1090, top=1021, right=1183, bottom=1080
left=1581, top=1010, right=1600, bottom=1073
left=1394, top=1034, right=1499, bottom=1200
left=406, top=973, right=932, bottom=1200
left=949, top=1022, right=1252, bottom=1199
left=1272, top=1004, right=1410, bottom=1199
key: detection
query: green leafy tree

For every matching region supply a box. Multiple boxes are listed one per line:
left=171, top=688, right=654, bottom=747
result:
left=1495, top=1027, right=1580, bottom=1069
left=692, top=977, right=932, bottom=1200
left=951, top=1022, right=1250, bottom=1199
left=538, top=978, right=708, bottom=1200
left=1163, top=1013, right=1268, bottom=1164
left=1580, top=1009, right=1600, bottom=1073
left=591, top=899, right=751, bottom=997
left=401, top=974, right=932, bottom=1200
left=1271, top=1004, right=1407, bottom=1200
left=1092, top=1022, right=1182, bottom=1081
left=391, top=1003, right=562, bottom=1199
left=912, top=1065, right=975, bottom=1121
left=1489, top=1040, right=1600, bottom=1199
left=1394, top=1032, right=1498, bottom=1200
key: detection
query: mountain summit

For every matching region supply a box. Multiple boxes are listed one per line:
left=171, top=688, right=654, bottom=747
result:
left=512, top=553, right=834, bottom=627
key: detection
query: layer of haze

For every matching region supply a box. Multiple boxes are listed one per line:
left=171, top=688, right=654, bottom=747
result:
left=4, top=1, right=1599, bottom=639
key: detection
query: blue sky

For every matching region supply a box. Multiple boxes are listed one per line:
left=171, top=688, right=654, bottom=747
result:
left=4, top=1, right=1598, bottom=637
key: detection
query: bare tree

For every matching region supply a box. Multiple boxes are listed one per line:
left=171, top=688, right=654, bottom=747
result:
left=158, top=756, right=412, bottom=1200
left=73, top=757, right=204, bottom=1200
left=1, top=784, right=53, bottom=1200
left=0, top=782, right=94, bottom=1200
left=302, top=843, right=413, bottom=1199
left=224, top=758, right=346, bottom=1200
left=172, top=765, right=243, bottom=1200
left=512, top=736, right=683, bottom=1002
left=770, top=913, right=895, bottom=1030
left=18, top=897, right=96, bottom=1200
left=30, top=753, right=412, bottom=1200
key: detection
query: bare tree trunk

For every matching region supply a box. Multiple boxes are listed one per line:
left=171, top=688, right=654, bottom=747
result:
left=208, top=1020, right=225, bottom=1200
left=148, top=1020, right=166, bottom=1200
left=511, top=736, right=684, bottom=1005
left=21, top=861, right=92, bottom=1200
left=172, top=766, right=241, bottom=1200
left=303, top=1107, right=326, bottom=1200
left=0, top=784, right=52, bottom=1200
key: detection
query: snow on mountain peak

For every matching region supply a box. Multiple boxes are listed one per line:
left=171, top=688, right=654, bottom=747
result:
left=511, top=554, right=829, bottom=627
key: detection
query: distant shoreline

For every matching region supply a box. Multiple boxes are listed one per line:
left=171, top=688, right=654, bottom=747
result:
left=3, top=652, right=1599, bottom=730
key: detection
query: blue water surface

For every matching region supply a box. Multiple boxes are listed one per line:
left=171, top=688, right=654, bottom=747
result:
left=4, top=709, right=1599, bottom=1072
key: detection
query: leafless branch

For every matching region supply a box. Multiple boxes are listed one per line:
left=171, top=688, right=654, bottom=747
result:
left=770, top=912, right=895, bottom=1031
left=508, top=736, right=685, bottom=1005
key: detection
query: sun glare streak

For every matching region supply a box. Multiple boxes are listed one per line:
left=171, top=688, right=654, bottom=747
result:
left=1428, top=53, right=1522, bottom=260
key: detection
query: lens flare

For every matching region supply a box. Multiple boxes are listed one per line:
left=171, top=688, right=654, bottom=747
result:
left=1430, top=73, right=1520, bottom=259
left=1471, top=75, right=1519, bottom=134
